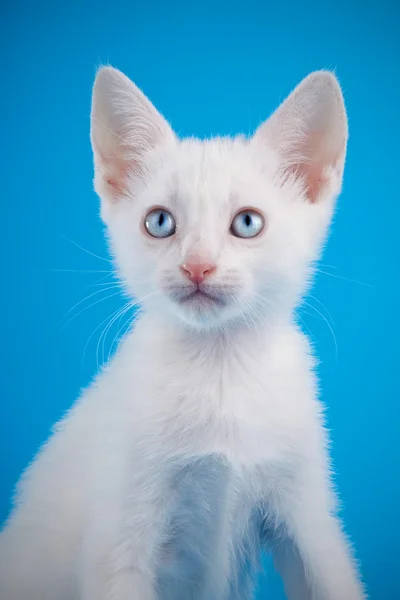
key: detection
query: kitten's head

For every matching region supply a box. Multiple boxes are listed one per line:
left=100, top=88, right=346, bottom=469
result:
left=90, top=67, right=347, bottom=330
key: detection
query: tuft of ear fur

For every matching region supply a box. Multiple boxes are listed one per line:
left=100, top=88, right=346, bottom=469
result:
left=253, top=71, right=348, bottom=203
left=90, top=66, right=175, bottom=203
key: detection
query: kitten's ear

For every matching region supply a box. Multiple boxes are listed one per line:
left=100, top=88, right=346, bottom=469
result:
left=253, top=71, right=348, bottom=203
left=91, top=66, right=175, bottom=203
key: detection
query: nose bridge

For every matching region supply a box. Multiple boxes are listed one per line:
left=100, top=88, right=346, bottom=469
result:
left=181, top=216, right=220, bottom=265
left=180, top=174, right=221, bottom=263
left=183, top=238, right=214, bottom=265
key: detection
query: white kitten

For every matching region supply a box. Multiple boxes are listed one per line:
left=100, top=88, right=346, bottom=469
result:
left=0, top=67, right=366, bottom=600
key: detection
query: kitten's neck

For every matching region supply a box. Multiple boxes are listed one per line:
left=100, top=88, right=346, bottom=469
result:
left=135, top=309, right=291, bottom=362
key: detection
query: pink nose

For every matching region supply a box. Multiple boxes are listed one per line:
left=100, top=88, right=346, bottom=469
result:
left=180, top=261, right=216, bottom=284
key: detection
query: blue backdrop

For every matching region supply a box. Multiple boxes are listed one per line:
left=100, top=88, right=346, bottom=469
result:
left=1, top=1, right=399, bottom=598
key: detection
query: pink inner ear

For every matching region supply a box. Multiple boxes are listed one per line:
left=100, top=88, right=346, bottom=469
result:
left=285, top=131, right=342, bottom=204
left=96, top=141, right=138, bottom=200
left=288, top=161, right=328, bottom=204
left=105, top=176, right=124, bottom=193
left=102, top=162, right=127, bottom=200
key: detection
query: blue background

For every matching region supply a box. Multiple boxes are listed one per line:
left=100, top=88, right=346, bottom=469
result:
left=1, top=0, right=399, bottom=597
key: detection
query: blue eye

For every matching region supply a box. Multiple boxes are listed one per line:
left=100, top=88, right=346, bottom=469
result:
left=230, top=209, right=265, bottom=239
left=144, top=208, right=176, bottom=238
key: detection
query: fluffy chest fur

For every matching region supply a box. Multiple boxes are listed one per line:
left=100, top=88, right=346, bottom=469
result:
left=103, top=315, right=319, bottom=469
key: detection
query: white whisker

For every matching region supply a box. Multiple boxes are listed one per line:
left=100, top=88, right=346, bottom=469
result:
left=97, top=302, right=130, bottom=369
left=82, top=303, right=129, bottom=367
left=302, top=300, right=338, bottom=359
left=61, top=235, right=113, bottom=264
left=89, top=281, right=121, bottom=288
left=305, top=294, right=335, bottom=327
left=294, top=310, right=317, bottom=344
left=60, top=291, right=122, bottom=332
left=107, top=307, right=135, bottom=362
left=47, top=269, right=112, bottom=274
left=96, top=291, right=158, bottom=367
left=316, top=269, right=373, bottom=289
left=59, top=285, right=122, bottom=329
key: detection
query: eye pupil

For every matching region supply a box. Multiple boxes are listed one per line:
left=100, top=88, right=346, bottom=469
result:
left=158, top=213, right=165, bottom=227
left=245, top=214, right=251, bottom=227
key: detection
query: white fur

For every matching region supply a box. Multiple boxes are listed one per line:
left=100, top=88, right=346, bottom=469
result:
left=0, top=67, right=366, bottom=600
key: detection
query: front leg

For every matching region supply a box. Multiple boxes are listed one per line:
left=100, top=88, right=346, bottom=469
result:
left=269, top=444, right=366, bottom=599
left=81, top=456, right=171, bottom=600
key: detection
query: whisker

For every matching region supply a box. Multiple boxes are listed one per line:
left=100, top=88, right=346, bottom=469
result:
left=102, top=291, right=159, bottom=363
left=59, top=285, right=121, bottom=328
left=89, top=276, right=151, bottom=287
left=107, top=306, right=136, bottom=362
left=316, top=269, right=373, bottom=289
left=116, top=307, right=143, bottom=351
left=60, top=291, right=122, bottom=332
left=294, top=310, right=317, bottom=344
left=82, top=303, right=129, bottom=367
left=96, top=290, right=158, bottom=367
left=229, top=294, right=254, bottom=333
left=302, top=300, right=338, bottom=359
left=47, top=269, right=112, bottom=274
left=241, top=298, right=261, bottom=331
left=319, top=263, right=338, bottom=270
left=89, top=281, right=121, bottom=288
left=305, top=293, right=335, bottom=327
left=91, top=273, right=117, bottom=285
left=98, top=302, right=130, bottom=368
left=246, top=297, right=273, bottom=333
left=61, top=235, right=113, bottom=264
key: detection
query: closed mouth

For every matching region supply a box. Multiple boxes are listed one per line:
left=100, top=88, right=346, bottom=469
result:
left=179, top=288, right=226, bottom=306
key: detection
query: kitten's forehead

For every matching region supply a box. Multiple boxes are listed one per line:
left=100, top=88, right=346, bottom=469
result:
left=166, top=137, right=276, bottom=221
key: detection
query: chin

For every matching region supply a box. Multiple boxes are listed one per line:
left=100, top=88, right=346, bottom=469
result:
left=159, top=282, right=253, bottom=330
left=169, top=296, right=241, bottom=331
left=177, top=306, right=227, bottom=330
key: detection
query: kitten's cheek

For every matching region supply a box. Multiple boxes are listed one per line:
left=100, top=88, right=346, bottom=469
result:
left=238, top=279, right=255, bottom=302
